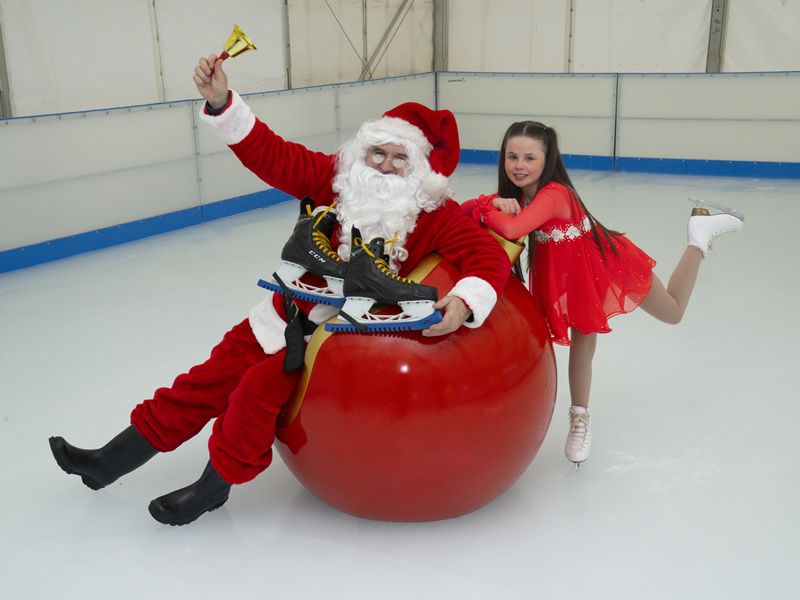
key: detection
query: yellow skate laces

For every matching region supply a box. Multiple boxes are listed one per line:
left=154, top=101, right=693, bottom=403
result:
left=309, top=202, right=343, bottom=263
left=358, top=234, right=412, bottom=284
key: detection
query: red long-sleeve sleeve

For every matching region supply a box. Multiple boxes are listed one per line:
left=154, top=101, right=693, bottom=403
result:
left=480, top=184, right=572, bottom=240
left=229, top=119, right=338, bottom=206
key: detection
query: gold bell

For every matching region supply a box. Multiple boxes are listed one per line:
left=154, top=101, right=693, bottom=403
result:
left=219, top=23, right=257, bottom=61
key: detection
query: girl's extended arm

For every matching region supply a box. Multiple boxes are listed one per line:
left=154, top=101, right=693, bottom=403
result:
left=483, top=186, right=567, bottom=239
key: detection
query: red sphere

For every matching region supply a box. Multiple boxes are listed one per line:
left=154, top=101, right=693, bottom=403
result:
left=275, top=256, right=556, bottom=521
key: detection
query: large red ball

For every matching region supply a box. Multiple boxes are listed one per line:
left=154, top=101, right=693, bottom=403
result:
left=275, top=256, right=556, bottom=521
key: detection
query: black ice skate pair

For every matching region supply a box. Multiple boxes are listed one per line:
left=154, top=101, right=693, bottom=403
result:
left=257, top=198, right=442, bottom=333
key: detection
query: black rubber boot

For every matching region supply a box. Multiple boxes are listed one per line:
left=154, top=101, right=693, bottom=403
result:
left=48, top=426, right=158, bottom=490
left=148, top=461, right=232, bottom=526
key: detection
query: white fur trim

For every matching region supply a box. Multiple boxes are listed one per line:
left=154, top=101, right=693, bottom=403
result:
left=447, top=276, right=497, bottom=328
left=248, top=294, right=286, bottom=355
left=361, top=117, right=432, bottom=155
left=308, top=303, right=340, bottom=324
left=422, top=171, right=450, bottom=203
left=198, top=90, right=256, bottom=146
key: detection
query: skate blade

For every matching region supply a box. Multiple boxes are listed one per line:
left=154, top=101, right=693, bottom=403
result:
left=688, top=197, right=745, bottom=222
left=324, top=310, right=443, bottom=333
left=257, top=279, right=346, bottom=307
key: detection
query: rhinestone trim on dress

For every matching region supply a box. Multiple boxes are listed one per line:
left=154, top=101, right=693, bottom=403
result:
left=535, top=216, right=592, bottom=244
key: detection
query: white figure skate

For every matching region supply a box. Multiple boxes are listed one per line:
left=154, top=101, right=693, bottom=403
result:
left=565, top=406, right=591, bottom=469
left=687, top=197, right=744, bottom=258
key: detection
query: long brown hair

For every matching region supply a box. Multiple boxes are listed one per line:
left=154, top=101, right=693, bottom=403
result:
left=497, top=121, right=619, bottom=280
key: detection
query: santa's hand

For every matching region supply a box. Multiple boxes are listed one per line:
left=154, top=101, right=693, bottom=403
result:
left=193, top=54, right=229, bottom=109
left=492, top=196, right=521, bottom=215
left=422, top=296, right=470, bottom=337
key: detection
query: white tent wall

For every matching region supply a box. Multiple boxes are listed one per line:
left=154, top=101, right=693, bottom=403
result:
left=616, top=72, right=800, bottom=164
left=3, top=1, right=799, bottom=117
left=154, top=0, right=286, bottom=102
left=287, top=0, right=433, bottom=88
left=723, top=0, right=800, bottom=72
left=447, top=0, right=571, bottom=73
left=0, top=0, right=286, bottom=117
left=0, top=0, right=162, bottom=117
left=446, top=0, right=712, bottom=74
left=570, top=0, right=711, bottom=73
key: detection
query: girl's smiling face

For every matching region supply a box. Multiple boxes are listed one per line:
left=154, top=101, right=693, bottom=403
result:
left=504, top=135, right=546, bottom=197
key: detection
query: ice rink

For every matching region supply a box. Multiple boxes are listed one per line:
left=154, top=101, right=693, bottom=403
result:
left=1, top=165, right=797, bottom=599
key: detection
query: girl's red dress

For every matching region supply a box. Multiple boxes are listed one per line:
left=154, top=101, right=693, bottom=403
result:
left=465, top=182, right=656, bottom=345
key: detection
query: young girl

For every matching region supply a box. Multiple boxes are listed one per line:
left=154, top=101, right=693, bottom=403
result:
left=463, top=121, right=744, bottom=467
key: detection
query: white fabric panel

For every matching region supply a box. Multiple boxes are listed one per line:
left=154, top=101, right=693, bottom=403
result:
left=439, top=73, right=615, bottom=116
left=288, top=0, right=366, bottom=87
left=0, top=0, right=160, bottom=117
left=337, top=74, right=435, bottom=131
left=448, top=0, right=569, bottom=72
left=438, top=73, right=616, bottom=153
left=1, top=104, right=194, bottom=189
left=288, top=0, right=433, bottom=88
left=365, top=0, right=433, bottom=79
left=723, top=0, right=800, bottom=72
left=0, top=103, right=199, bottom=250
left=198, top=150, right=270, bottom=205
left=617, top=73, right=800, bottom=162
left=155, top=0, right=286, bottom=102
left=571, top=0, right=711, bottom=73
left=619, top=74, right=800, bottom=119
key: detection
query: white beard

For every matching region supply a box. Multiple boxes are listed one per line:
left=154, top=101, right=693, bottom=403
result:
left=333, top=144, right=438, bottom=272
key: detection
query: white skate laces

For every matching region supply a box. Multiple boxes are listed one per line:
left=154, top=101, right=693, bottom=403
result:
left=687, top=197, right=744, bottom=258
left=565, top=406, right=591, bottom=468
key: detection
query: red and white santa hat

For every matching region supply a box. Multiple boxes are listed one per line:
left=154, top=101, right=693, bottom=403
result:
left=363, top=102, right=460, bottom=202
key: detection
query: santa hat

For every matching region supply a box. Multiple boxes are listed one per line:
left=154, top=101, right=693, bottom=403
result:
left=363, top=102, right=460, bottom=202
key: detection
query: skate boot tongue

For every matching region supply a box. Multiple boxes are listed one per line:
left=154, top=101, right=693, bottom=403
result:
left=367, top=238, right=386, bottom=258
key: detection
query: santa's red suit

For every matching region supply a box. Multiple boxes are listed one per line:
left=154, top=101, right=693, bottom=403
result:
left=130, top=91, right=511, bottom=485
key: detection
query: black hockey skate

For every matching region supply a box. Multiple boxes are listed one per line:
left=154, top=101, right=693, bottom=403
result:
left=257, top=197, right=348, bottom=306
left=325, top=227, right=443, bottom=333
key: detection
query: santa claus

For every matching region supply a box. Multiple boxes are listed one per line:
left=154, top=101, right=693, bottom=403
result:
left=47, top=54, right=511, bottom=526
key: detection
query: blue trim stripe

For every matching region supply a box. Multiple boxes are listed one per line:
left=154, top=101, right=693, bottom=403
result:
left=460, top=150, right=613, bottom=171
left=0, top=188, right=291, bottom=274
left=615, top=157, right=800, bottom=178
left=461, top=149, right=800, bottom=178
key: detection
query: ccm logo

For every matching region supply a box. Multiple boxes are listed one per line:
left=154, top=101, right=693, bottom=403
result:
left=307, top=250, right=325, bottom=263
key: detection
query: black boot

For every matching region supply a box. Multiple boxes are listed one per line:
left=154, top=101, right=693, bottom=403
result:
left=49, top=426, right=158, bottom=490
left=148, top=461, right=232, bottom=526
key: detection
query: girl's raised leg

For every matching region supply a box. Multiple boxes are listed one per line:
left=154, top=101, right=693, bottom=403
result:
left=639, top=246, right=703, bottom=325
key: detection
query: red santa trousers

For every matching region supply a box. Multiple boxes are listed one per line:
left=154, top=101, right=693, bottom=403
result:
left=130, top=318, right=299, bottom=485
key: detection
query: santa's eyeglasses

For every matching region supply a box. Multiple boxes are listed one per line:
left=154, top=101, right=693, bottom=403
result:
left=367, top=148, right=408, bottom=170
